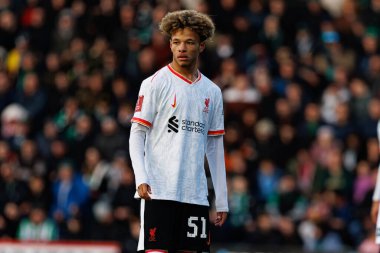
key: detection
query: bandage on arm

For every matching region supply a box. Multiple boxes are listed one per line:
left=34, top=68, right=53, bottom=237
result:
left=129, top=122, right=149, bottom=188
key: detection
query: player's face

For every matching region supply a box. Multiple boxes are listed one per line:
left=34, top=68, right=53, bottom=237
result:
left=170, top=28, right=205, bottom=69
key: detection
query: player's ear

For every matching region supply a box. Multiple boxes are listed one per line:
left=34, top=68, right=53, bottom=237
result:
left=199, top=41, right=206, bottom=52
left=169, top=39, right=175, bottom=51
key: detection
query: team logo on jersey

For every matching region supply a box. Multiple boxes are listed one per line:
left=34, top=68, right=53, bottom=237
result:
left=203, top=98, right=210, bottom=113
left=149, top=227, right=157, bottom=241
left=135, top=95, right=144, bottom=112
left=167, top=116, right=205, bottom=135
left=168, top=116, right=179, bottom=133
left=171, top=94, right=177, bottom=108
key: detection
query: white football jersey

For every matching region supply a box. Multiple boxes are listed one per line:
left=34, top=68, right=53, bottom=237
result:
left=131, top=64, right=225, bottom=206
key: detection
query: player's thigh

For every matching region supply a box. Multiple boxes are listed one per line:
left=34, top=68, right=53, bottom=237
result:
left=176, top=203, right=210, bottom=252
left=142, top=200, right=177, bottom=250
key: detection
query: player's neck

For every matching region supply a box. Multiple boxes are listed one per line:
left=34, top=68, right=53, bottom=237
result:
left=169, top=61, right=198, bottom=82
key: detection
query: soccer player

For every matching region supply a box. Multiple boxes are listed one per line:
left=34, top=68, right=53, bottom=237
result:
left=129, top=10, right=229, bottom=253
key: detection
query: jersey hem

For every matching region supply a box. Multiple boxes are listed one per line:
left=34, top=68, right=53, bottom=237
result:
left=140, top=195, right=210, bottom=207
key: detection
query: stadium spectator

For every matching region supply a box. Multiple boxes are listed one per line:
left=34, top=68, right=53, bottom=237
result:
left=17, top=205, right=58, bottom=241
left=94, top=116, right=128, bottom=161
left=0, top=162, right=29, bottom=237
left=51, top=161, right=89, bottom=239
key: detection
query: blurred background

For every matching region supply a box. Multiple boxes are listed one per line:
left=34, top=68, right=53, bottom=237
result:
left=0, top=0, right=380, bottom=252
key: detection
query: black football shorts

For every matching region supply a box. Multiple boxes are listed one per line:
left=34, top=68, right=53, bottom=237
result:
left=138, top=199, right=210, bottom=252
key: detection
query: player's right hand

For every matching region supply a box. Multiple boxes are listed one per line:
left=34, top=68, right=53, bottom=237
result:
left=137, top=183, right=152, bottom=200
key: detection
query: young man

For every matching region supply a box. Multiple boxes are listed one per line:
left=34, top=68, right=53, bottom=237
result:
left=129, top=10, right=229, bottom=253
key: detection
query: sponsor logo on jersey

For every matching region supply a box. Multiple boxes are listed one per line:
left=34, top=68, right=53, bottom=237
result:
left=171, top=94, right=177, bottom=108
left=135, top=95, right=144, bottom=112
left=203, top=98, right=210, bottom=113
left=168, top=116, right=179, bottom=133
left=149, top=227, right=157, bottom=242
left=168, top=116, right=205, bottom=135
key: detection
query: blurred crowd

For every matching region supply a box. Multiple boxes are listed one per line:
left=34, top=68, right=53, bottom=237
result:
left=1, top=0, right=380, bottom=252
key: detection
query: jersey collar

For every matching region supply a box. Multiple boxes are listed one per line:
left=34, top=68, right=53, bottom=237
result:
left=167, top=64, right=201, bottom=84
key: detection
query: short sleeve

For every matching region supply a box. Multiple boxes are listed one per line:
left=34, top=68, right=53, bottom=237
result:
left=208, top=89, right=225, bottom=136
left=131, top=80, right=158, bottom=128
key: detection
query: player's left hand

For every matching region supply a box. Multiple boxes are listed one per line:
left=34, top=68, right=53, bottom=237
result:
left=214, top=212, right=227, bottom=226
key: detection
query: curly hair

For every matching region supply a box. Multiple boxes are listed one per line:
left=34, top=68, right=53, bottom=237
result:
left=159, top=10, right=215, bottom=42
